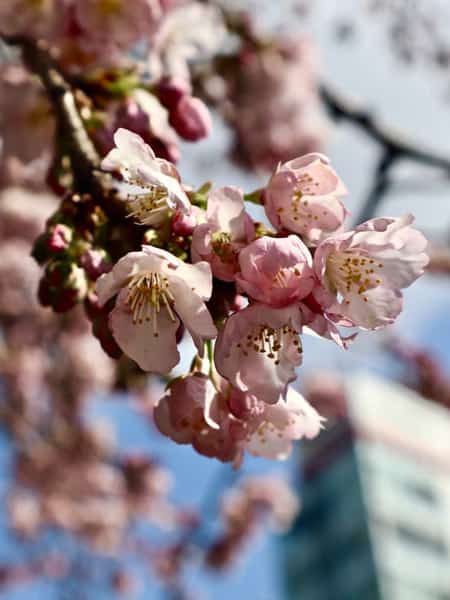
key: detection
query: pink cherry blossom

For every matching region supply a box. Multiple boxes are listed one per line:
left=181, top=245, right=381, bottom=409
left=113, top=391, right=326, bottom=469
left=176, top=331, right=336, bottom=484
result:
left=169, top=96, right=212, bottom=141
left=191, top=186, right=254, bottom=282
left=299, top=298, right=357, bottom=350
left=74, top=0, right=162, bottom=49
left=264, top=153, right=348, bottom=245
left=149, top=2, right=226, bottom=81
left=225, top=37, right=329, bottom=172
left=243, top=387, right=325, bottom=460
left=112, top=90, right=180, bottom=164
left=153, top=373, right=244, bottom=464
left=0, top=0, right=59, bottom=38
left=101, top=128, right=190, bottom=226
left=313, top=214, right=429, bottom=330
left=214, top=303, right=303, bottom=404
left=236, top=235, right=314, bottom=307
left=96, top=246, right=217, bottom=373
left=220, top=475, right=300, bottom=534
left=154, top=373, right=324, bottom=463
left=0, top=67, right=55, bottom=177
left=0, top=187, right=57, bottom=243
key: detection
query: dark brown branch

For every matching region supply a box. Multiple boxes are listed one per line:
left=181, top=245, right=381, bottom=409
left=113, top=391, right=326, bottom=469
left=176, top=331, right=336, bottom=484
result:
left=321, top=83, right=450, bottom=173
left=321, top=83, right=450, bottom=222
left=353, top=148, right=396, bottom=225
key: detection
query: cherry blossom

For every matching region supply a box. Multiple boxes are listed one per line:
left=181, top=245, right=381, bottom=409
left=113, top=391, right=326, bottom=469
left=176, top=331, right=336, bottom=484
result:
left=224, top=38, right=329, bottom=172
left=74, top=0, right=162, bottom=49
left=243, top=387, right=325, bottom=460
left=113, top=89, right=180, bottom=164
left=0, top=0, right=59, bottom=38
left=96, top=245, right=217, bottom=373
left=191, top=186, right=254, bottom=282
left=264, top=152, right=348, bottom=245
left=150, top=2, right=226, bottom=80
left=155, top=372, right=324, bottom=463
left=313, top=214, right=429, bottom=329
left=206, top=474, right=299, bottom=569
left=214, top=303, right=303, bottom=405
left=0, top=67, right=55, bottom=185
left=236, top=235, right=314, bottom=307
left=101, top=128, right=190, bottom=226
left=154, top=373, right=243, bottom=464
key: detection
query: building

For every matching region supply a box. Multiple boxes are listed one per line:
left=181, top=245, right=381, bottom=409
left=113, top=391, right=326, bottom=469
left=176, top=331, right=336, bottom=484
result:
left=284, top=373, right=450, bottom=600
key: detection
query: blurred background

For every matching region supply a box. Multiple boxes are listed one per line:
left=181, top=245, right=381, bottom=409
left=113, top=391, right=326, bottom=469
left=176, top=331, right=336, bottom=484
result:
left=1, top=1, right=450, bottom=599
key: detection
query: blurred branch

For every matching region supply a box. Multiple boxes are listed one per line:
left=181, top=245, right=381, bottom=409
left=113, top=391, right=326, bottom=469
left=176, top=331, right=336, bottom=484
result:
left=0, top=34, right=124, bottom=217
left=321, top=83, right=450, bottom=222
left=353, top=148, right=396, bottom=224
left=321, top=83, right=450, bottom=172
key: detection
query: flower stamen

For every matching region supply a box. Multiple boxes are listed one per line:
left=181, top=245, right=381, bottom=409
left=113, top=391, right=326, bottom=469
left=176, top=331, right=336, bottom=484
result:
left=239, top=323, right=302, bottom=365
left=126, top=272, right=176, bottom=336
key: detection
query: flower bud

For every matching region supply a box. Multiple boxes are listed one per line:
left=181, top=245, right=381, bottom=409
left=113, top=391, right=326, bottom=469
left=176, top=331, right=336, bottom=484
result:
left=46, top=223, right=73, bottom=253
left=80, top=248, right=112, bottom=281
left=169, top=96, right=212, bottom=141
left=157, top=76, right=191, bottom=110
left=32, top=233, right=52, bottom=265
left=38, top=261, right=88, bottom=313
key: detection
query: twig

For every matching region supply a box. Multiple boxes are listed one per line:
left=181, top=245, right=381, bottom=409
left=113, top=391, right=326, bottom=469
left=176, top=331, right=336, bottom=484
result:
left=321, top=83, right=450, bottom=173
left=321, top=83, right=450, bottom=222
left=353, top=148, right=397, bottom=225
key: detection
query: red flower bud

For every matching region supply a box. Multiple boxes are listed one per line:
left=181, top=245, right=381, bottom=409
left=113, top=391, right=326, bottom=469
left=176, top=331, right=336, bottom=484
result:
left=46, top=224, right=73, bottom=253
left=169, top=96, right=212, bottom=142
left=157, top=76, right=191, bottom=110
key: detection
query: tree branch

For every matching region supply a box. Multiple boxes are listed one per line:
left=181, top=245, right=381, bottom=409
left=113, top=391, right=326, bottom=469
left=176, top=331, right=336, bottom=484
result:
left=321, top=83, right=450, bottom=173
left=0, top=34, right=124, bottom=217
left=321, top=83, right=450, bottom=222
left=353, top=148, right=396, bottom=225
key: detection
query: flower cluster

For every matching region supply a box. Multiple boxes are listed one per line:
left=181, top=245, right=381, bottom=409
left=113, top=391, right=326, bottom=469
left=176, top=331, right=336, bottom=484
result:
left=0, top=1, right=223, bottom=192
left=94, top=129, right=428, bottom=464
left=0, top=2, right=435, bottom=596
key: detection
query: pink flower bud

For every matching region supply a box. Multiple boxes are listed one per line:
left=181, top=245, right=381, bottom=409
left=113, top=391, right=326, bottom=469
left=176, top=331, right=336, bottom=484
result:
left=169, top=96, right=212, bottom=141
left=116, top=99, right=148, bottom=133
left=46, top=224, right=72, bottom=252
left=80, top=249, right=112, bottom=281
left=39, top=262, right=88, bottom=313
left=157, top=76, right=191, bottom=110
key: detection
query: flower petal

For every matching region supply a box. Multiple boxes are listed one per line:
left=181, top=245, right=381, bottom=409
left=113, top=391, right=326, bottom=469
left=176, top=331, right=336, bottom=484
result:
left=109, top=289, right=180, bottom=373
left=170, top=278, right=217, bottom=354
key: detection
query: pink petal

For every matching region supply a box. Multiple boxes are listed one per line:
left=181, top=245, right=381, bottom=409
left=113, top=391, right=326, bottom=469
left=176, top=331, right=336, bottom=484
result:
left=110, top=289, right=180, bottom=373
